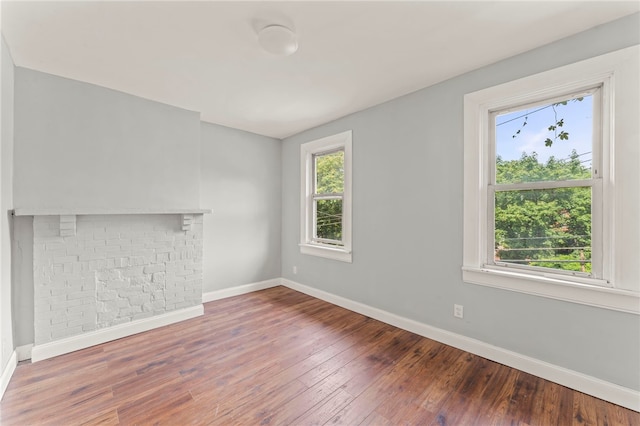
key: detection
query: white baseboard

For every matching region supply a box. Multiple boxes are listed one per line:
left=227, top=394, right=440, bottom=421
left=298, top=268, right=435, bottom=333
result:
left=281, top=278, right=640, bottom=412
left=202, top=278, right=281, bottom=303
left=16, top=344, right=33, bottom=362
left=31, top=305, right=204, bottom=362
left=1, top=350, right=17, bottom=401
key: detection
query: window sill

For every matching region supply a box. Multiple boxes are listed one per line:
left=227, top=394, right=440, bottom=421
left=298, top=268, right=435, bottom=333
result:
left=300, top=243, right=352, bottom=263
left=462, top=267, right=639, bottom=314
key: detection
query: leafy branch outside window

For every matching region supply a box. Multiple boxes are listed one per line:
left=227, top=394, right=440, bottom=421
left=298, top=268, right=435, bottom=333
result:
left=509, top=98, right=584, bottom=147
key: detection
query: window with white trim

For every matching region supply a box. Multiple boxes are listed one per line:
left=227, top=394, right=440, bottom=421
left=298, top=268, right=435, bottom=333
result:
left=490, top=88, right=602, bottom=279
left=463, top=46, right=640, bottom=314
left=300, top=131, right=352, bottom=262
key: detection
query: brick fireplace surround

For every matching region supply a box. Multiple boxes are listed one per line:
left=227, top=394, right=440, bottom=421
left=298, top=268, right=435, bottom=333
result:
left=15, top=209, right=209, bottom=361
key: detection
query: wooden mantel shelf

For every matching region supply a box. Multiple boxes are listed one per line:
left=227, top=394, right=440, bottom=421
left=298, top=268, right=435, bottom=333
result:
left=13, top=208, right=212, bottom=216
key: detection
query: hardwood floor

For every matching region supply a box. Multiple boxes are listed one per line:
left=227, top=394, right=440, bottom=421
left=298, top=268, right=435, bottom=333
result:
left=1, top=286, right=637, bottom=425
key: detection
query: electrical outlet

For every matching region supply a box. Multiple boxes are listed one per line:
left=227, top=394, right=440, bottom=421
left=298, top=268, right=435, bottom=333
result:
left=454, top=304, right=464, bottom=319
left=293, top=266, right=297, bottom=275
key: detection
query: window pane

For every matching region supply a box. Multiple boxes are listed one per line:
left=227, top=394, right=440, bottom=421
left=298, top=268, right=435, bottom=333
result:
left=315, top=150, right=344, bottom=194
left=495, top=94, right=593, bottom=184
left=315, top=198, right=342, bottom=242
left=494, top=187, right=591, bottom=273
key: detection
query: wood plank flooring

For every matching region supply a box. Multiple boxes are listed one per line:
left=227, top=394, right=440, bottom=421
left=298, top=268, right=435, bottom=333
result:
left=1, top=286, right=638, bottom=425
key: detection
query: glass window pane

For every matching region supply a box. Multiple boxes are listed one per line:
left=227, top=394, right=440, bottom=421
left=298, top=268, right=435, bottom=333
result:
left=315, top=150, right=344, bottom=194
left=495, top=94, right=593, bottom=184
left=494, top=187, right=591, bottom=273
left=315, top=198, right=342, bottom=242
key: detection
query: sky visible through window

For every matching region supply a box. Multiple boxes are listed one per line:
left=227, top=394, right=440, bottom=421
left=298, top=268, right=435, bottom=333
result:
left=493, top=94, right=594, bottom=274
left=496, top=95, right=593, bottom=168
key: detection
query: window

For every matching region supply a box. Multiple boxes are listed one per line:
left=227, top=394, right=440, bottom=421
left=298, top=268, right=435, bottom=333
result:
left=490, top=88, right=601, bottom=279
left=300, top=131, right=352, bottom=262
left=463, top=46, right=640, bottom=314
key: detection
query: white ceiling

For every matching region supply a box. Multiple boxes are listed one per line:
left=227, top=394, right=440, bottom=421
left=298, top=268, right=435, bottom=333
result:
left=2, top=1, right=638, bottom=139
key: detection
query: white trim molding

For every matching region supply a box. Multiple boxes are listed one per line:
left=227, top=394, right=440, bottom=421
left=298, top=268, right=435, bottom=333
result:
left=463, top=267, right=640, bottom=314
left=281, top=278, right=640, bottom=412
left=202, top=278, right=281, bottom=303
left=16, top=344, right=33, bottom=362
left=300, top=130, right=353, bottom=263
left=31, top=305, right=203, bottom=362
left=1, top=351, right=17, bottom=401
left=463, top=45, right=640, bottom=310
left=13, top=208, right=212, bottom=216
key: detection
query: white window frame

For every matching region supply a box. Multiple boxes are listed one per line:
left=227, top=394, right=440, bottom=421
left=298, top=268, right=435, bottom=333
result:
left=488, top=86, right=603, bottom=280
left=463, top=47, right=640, bottom=314
left=300, top=130, right=352, bottom=262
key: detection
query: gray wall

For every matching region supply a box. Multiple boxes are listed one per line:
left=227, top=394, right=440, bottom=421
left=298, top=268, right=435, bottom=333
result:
left=281, top=13, right=640, bottom=391
left=200, top=122, right=281, bottom=292
left=1, top=36, right=15, bottom=375
left=13, top=68, right=201, bottom=211
left=10, top=68, right=204, bottom=348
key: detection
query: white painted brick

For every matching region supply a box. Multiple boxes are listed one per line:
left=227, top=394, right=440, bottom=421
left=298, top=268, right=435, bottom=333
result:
left=133, top=312, right=153, bottom=321
left=116, top=300, right=130, bottom=309
left=65, top=247, right=87, bottom=256
left=67, top=290, right=93, bottom=300
left=67, top=302, right=96, bottom=313
left=53, top=255, right=78, bottom=264
left=118, top=307, right=134, bottom=317
left=40, top=249, right=69, bottom=259
left=65, top=278, right=86, bottom=289
left=114, top=257, right=129, bottom=267
left=174, top=301, right=194, bottom=310
left=121, top=266, right=144, bottom=278
left=67, top=318, right=91, bottom=328
left=143, top=264, right=165, bottom=274
left=97, top=291, right=118, bottom=301
left=45, top=242, right=66, bottom=251
left=96, top=270, right=120, bottom=281
left=93, top=231, right=120, bottom=240
left=50, top=327, right=77, bottom=340
left=88, top=259, right=107, bottom=270
left=127, top=295, right=150, bottom=307
left=111, top=318, right=131, bottom=326
left=153, top=247, right=173, bottom=254
left=97, top=311, right=117, bottom=323
left=49, top=321, right=72, bottom=332
left=49, top=313, right=68, bottom=325
left=34, top=213, right=204, bottom=344
left=84, top=239, right=107, bottom=248
left=166, top=297, right=185, bottom=306
left=152, top=272, right=165, bottom=283
left=49, top=287, right=70, bottom=297
left=38, top=294, right=67, bottom=305
left=60, top=222, right=76, bottom=231
left=104, top=280, right=128, bottom=289
left=63, top=311, right=86, bottom=322
left=131, top=249, right=155, bottom=257
left=79, top=253, right=107, bottom=262
left=50, top=298, right=85, bottom=311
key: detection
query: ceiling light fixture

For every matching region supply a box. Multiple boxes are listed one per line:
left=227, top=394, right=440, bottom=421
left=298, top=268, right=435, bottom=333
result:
left=258, top=24, right=298, bottom=56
